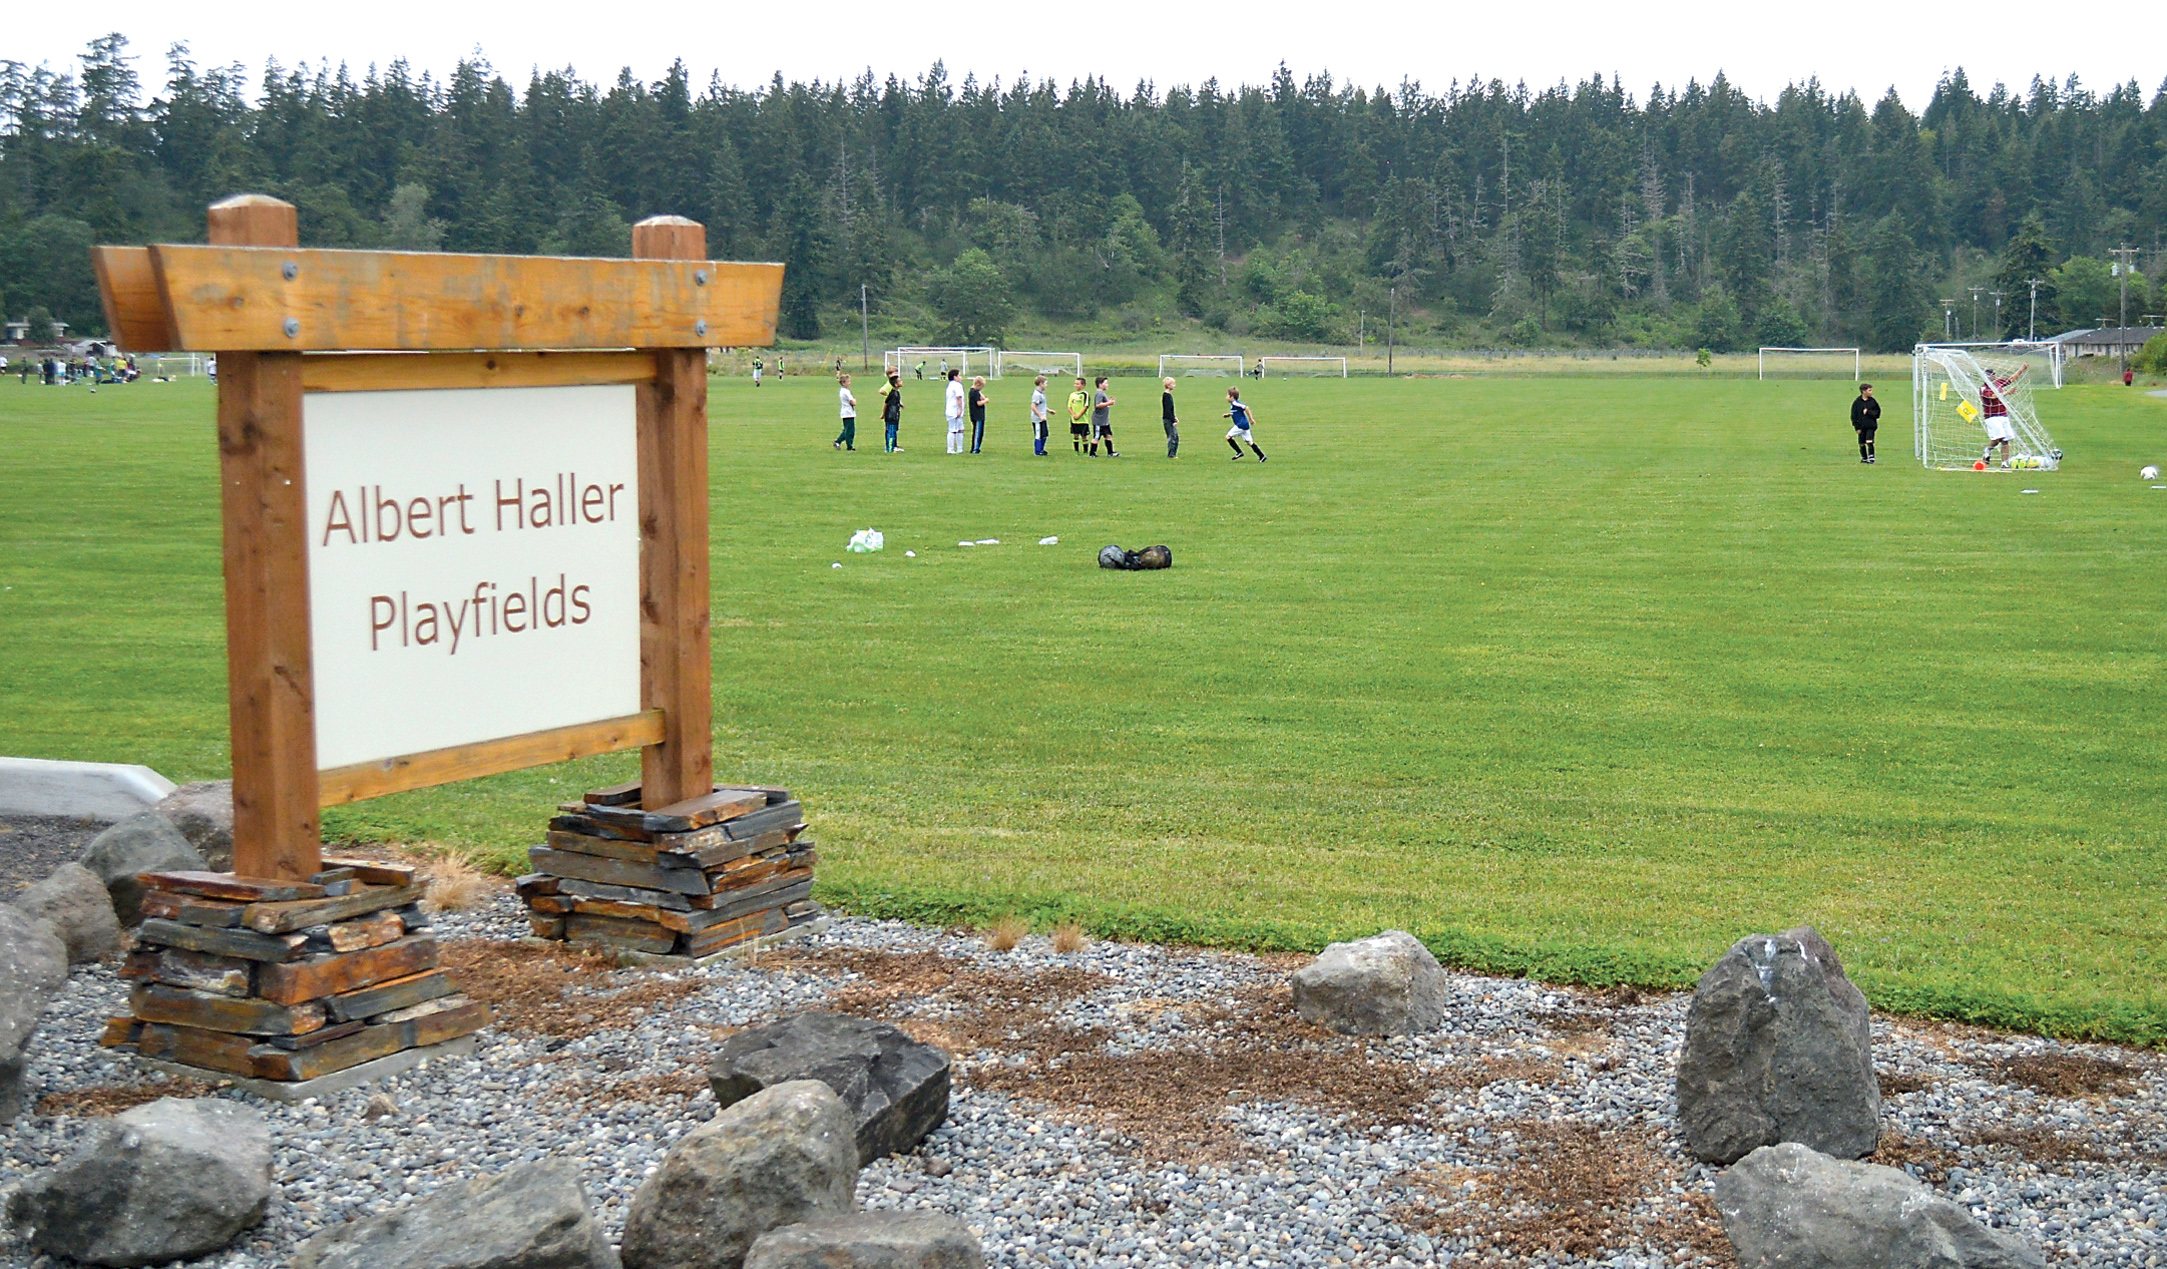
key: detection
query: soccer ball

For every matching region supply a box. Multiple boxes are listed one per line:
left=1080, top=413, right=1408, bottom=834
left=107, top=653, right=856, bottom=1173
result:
left=2144, top=465, right=2161, bottom=481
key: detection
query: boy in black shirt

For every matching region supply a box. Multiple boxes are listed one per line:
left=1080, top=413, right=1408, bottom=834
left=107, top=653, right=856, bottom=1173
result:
left=1850, top=383, right=1880, bottom=464
left=1161, top=377, right=1180, bottom=457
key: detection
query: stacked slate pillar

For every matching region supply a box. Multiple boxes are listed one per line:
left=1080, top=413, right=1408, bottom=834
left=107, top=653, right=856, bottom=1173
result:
left=518, top=783, right=820, bottom=958
left=101, top=860, right=490, bottom=1081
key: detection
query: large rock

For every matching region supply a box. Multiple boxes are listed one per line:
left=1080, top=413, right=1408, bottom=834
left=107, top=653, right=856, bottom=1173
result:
left=0, top=904, right=69, bottom=1123
left=746, top=1212, right=983, bottom=1269
left=78, top=809, right=205, bottom=925
left=1716, top=1142, right=2045, bottom=1268
left=621, top=1079, right=859, bottom=1269
left=156, top=780, right=235, bottom=870
left=13, top=861, right=124, bottom=962
left=1289, top=930, right=1446, bottom=1036
left=709, top=1012, right=951, bottom=1165
left=1676, top=926, right=1881, bottom=1164
left=7, top=1097, right=272, bottom=1266
left=292, top=1158, right=620, bottom=1269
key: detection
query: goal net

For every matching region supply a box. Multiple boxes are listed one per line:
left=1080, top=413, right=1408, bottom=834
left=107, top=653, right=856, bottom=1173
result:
left=1917, top=340, right=2064, bottom=389
left=885, top=346, right=996, bottom=379
left=1912, top=345, right=2061, bottom=471
left=995, top=350, right=1082, bottom=381
left=1258, top=356, right=1348, bottom=378
left=1159, top=354, right=1244, bottom=377
left=1758, top=347, right=1860, bottom=380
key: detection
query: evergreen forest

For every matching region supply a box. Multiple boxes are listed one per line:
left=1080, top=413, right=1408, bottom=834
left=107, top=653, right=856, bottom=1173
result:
left=4, top=36, right=2165, bottom=350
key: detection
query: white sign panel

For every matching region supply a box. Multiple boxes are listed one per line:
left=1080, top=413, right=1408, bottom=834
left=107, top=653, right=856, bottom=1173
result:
left=305, top=384, right=641, bottom=770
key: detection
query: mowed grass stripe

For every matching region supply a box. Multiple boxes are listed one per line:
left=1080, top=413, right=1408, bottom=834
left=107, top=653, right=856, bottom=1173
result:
left=1, top=372, right=2161, bottom=1041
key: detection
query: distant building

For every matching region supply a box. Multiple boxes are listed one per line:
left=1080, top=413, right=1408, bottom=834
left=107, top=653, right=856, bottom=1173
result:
left=2047, top=326, right=2164, bottom=357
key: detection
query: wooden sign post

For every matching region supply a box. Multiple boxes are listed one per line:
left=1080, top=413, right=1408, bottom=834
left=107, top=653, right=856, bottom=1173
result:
left=89, top=195, right=781, bottom=1088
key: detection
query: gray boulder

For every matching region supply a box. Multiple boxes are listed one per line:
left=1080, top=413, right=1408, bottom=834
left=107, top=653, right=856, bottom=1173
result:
left=0, top=904, right=69, bottom=1123
left=1716, top=1142, right=2045, bottom=1268
left=7, top=1097, right=272, bottom=1266
left=13, top=861, right=124, bottom=962
left=292, top=1158, right=620, bottom=1269
left=621, top=1079, right=859, bottom=1269
left=746, top=1212, right=983, bottom=1269
left=709, top=1012, right=951, bottom=1165
left=156, top=780, right=235, bottom=871
left=1290, top=930, right=1446, bottom=1036
left=1677, top=926, right=1881, bottom=1164
left=78, top=809, right=205, bottom=925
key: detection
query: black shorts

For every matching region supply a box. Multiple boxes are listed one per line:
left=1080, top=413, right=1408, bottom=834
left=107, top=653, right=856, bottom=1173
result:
left=1071, top=422, right=1089, bottom=436
left=1854, top=425, right=1876, bottom=439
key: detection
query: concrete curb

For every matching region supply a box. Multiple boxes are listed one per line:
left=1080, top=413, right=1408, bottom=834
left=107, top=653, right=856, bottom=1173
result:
left=0, top=757, right=176, bottom=821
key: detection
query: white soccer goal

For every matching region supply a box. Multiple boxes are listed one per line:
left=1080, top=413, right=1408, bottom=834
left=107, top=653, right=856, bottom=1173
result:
left=885, top=346, right=997, bottom=379
left=1917, top=340, right=2065, bottom=389
left=1158, top=354, right=1245, bottom=378
left=995, top=350, right=1082, bottom=381
left=1258, top=355, right=1348, bottom=378
left=1913, top=344, right=2061, bottom=471
left=1758, top=347, right=1861, bottom=380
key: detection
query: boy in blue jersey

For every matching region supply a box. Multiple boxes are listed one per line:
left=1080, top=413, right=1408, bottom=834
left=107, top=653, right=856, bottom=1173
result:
left=1224, top=387, right=1266, bottom=461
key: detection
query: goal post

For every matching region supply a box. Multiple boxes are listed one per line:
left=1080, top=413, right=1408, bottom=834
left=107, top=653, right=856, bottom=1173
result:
left=1916, top=340, right=2064, bottom=389
left=885, top=346, right=997, bottom=378
left=1158, top=353, right=1245, bottom=378
left=994, top=350, right=1083, bottom=381
left=1912, top=344, right=2061, bottom=471
left=1758, top=347, right=1861, bottom=380
left=1258, top=355, right=1348, bottom=378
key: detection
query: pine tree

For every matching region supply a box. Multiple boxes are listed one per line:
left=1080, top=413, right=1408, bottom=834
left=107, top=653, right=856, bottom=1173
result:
left=770, top=172, right=831, bottom=340
left=1168, top=162, right=1217, bottom=317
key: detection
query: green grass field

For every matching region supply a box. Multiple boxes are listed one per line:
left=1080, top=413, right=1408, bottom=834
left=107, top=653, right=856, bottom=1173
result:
left=4, top=369, right=2163, bottom=1042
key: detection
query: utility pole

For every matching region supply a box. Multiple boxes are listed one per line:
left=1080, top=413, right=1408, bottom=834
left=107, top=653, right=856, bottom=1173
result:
left=2025, top=278, right=2044, bottom=342
left=1358, top=310, right=1364, bottom=360
left=1940, top=299, right=1959, bottom=341
left=1990, top=289, right=2006, bottom=341
left=859, top=284, right=869, bottom=371
left=1967, top=286, right=1984, bottom=340
left=1387, top=286, right=1396, bottom=375
left=2110, top=245, right=2138, bottom=372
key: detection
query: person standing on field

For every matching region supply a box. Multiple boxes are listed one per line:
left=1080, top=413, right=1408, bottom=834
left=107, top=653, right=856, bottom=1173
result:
left=1091, top=376, right=1119, bottom=457
left=835, top=373, right=858, bottom=451
left=944, top=367, right=968, bottom=454
left=1850, top=382, right=1880, bottom=464
left=752, top=356, right=763, bottom=387
left=1030, top=375, right=1050, bottom=456
left=880, top=369, right=905, bottom=452
left=1161, top=377, right=1180, bottom=457
left=968, top=375, right=990, bottom=453
left=1224, top=387, right=1267, bottom=461
left=1067, top=377, right=1091, bottom=453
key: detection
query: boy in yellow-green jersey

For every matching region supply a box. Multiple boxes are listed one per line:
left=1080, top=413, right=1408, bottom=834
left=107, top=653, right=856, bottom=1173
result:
left=1066, top=377, right=1091, bottom=453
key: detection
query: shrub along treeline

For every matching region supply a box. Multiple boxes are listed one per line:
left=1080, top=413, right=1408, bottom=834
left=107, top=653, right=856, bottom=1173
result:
left=3, top=36, right=2164, bottom=350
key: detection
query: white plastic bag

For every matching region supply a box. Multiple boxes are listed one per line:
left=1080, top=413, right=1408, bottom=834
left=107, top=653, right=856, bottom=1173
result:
left=846, top=528, right=885, bottom=553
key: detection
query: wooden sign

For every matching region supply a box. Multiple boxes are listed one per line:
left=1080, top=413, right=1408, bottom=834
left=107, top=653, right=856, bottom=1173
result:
left=96, top=196, right=783, bottom=882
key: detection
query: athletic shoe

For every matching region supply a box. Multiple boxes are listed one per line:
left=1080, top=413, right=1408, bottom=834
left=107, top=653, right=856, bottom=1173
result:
left=1257, top=454, right=1268, bottom=462
left=1231, top=454, right=1245, bottom=461
left=834, top=441, right=843, bottom=450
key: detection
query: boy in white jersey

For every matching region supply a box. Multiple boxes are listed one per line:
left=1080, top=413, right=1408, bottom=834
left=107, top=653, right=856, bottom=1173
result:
left=944, top=368, right=968, bottom=454
left=1030, top=376, right=1050, bottom=456
left=834, top=373, right=857, bottom=451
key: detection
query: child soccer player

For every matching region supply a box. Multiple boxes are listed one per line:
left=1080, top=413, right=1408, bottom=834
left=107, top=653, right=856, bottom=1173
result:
left=1161, top=377, right=1180, bottom=457
left=752, top=356, right=763, bottom=387
left=1030, top=376, right=1050, bottom=456
left=1091, top=376, right=1119, bottom=457
left=835, top=373, right=857, bottom=451
left=1850, top=382, right=1879, bottom=464
left=944, top=368, right=968, bottom=454
left=1067, top=377, right=1091, bottom=453
left=968, top=376, right=989, bottom=453
left=879, top=370, right=905, bottom=452
left=1980, top=364, right=2027, bottom=466
left=1224, top=387, right=1267, bottom=461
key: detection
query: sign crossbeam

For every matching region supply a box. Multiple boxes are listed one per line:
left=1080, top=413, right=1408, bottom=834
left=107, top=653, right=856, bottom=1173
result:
left=95, top=196, right=772, bottom=882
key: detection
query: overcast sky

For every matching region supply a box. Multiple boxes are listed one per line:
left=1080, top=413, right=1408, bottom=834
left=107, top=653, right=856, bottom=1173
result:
left=13, top=0, right=2159, bottom=110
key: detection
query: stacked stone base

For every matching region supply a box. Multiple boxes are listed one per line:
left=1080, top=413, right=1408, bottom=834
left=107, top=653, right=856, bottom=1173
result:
left=519, top=782, right=821, bottom=959
left=99, top=860, right=489, bottom=1083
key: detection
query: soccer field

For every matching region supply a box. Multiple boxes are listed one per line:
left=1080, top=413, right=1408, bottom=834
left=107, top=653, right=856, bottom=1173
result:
left=2, top=371, right=2163, bottom=1042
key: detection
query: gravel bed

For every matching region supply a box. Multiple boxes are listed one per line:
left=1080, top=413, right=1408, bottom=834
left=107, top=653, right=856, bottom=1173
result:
left=0, top=815, right=106, bottom=894
left=2, top=895, right=2162, bottom=1268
